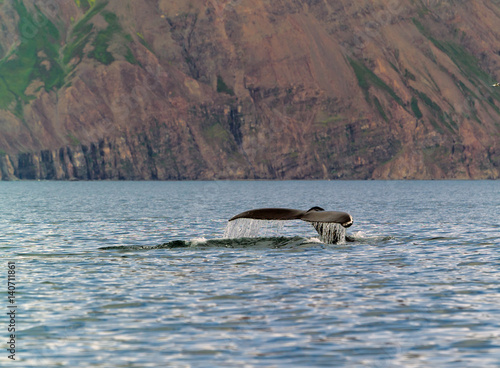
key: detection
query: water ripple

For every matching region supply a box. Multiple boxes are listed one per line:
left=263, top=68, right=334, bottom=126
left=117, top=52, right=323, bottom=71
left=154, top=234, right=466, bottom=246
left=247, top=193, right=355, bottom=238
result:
left=1, top=181, right=499, bottom=367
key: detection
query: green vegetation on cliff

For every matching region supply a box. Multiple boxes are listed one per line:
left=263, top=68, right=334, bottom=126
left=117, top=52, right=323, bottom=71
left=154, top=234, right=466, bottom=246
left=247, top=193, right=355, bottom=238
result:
left=66, top=1, right=138, bottom=66
left=348, top=57, right=403, bottom=107
left=0, top=0, right=64, bottom=115
left=217, top=75, right=234, bottom=96
left=88, top=11, right=119, bottom=65
left=63, top=1, right=108, bottom=65
left=74, top=0, right=97, bottom=11
left=0, top=0, right=139, bottom=117
left=348, top=57, right=403, bottom=121
left=411, top=97, right=423, bottom=119
left=413, top=18, right=497, bottom=89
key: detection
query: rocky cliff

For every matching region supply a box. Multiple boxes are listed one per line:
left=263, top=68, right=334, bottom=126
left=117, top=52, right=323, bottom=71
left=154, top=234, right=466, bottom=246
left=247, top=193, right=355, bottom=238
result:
left=0, top=0, right=499, bottom=180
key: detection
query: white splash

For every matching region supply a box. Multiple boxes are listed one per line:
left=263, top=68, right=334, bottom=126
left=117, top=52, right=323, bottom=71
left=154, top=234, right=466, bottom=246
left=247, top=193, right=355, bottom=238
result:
left=223, top=219, right=284, bottom=239
left=224, top=219, right=347, bottom=244
left=190, top=237, right=208, bottom=245
left=311, top=222, right=346, bottom=244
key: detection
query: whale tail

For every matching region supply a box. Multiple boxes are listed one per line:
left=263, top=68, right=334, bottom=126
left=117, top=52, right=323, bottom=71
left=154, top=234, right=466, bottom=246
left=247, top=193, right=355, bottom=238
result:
left=228, top=207, right=353, bottom=244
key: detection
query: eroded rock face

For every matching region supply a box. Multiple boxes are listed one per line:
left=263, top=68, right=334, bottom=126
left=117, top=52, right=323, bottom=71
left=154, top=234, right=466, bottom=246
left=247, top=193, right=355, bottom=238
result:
left=0, top=0, right=499, bottom=180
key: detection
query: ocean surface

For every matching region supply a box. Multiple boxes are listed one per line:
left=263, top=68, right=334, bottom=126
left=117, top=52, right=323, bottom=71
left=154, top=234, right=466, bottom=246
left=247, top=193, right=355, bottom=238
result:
left=1, top=180, right=499, bottom=367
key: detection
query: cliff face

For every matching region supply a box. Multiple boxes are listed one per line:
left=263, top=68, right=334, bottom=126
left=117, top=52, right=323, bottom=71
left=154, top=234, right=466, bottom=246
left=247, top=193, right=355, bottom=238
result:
left=0, top=0, right=499, bottom=180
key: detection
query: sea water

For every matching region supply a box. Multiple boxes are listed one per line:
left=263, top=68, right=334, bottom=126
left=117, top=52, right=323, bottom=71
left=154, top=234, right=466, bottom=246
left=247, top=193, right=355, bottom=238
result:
left=0, top=180, right=499, bottom=367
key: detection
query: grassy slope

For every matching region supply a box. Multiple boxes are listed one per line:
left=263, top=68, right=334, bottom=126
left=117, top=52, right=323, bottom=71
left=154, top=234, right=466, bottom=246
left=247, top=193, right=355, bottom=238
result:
left=411, top=17, right=500, bottom=126
left=0, top=0, right=137, bottom=117
left=0, top=0, right=64, bottom=115
left=346, top=13, right=500, bottom=135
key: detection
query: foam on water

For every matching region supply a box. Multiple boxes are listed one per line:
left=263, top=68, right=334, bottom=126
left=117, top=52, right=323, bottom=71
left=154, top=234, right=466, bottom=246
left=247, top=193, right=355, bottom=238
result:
left=348, top=230, right=394, bottom=243
left=190, top=237, right=208, bottom=245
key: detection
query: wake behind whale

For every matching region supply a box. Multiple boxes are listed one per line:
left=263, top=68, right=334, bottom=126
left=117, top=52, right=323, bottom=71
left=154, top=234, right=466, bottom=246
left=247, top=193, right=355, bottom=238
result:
left=98, top=233, right=392, bottom=252
left=99, top=236, right=327, bottom=251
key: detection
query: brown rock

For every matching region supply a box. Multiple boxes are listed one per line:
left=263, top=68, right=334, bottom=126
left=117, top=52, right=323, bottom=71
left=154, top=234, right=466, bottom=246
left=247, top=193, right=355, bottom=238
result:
left=0, top=0, right=499, bottom=180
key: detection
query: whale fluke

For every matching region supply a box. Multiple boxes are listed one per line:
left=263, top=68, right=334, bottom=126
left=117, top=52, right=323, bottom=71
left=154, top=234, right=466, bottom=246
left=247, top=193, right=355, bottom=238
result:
left=229, top=206, right=353, bottom=228
left=228, top=207, right=353, bottom=244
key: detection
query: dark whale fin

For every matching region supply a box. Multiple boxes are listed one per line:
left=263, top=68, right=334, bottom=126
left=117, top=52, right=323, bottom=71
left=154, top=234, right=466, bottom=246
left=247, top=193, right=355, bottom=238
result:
left=229, top=208, right=305, bottom=221
left=229, top=207, right=352, bottom=228
left=300, top=210, right=353, bottom=228
left=306, top=206, right=325, bottom=212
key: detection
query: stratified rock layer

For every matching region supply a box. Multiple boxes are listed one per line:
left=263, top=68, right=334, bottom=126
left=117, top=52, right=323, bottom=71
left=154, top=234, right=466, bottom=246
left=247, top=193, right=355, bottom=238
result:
left=0, top=0, right=499, bottom=180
